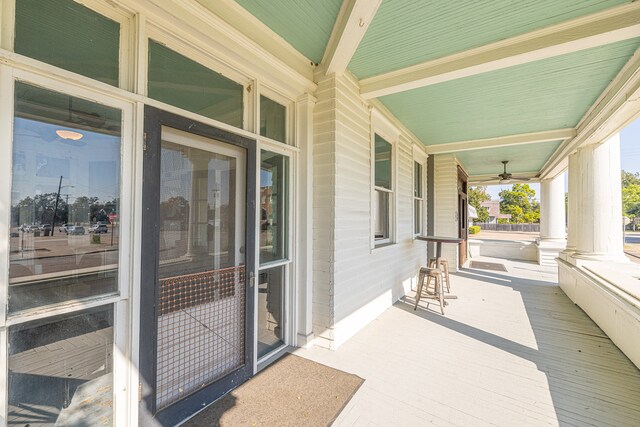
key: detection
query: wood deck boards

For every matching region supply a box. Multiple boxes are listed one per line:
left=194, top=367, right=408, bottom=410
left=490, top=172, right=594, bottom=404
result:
left=297, top=257, right=640, bottom=427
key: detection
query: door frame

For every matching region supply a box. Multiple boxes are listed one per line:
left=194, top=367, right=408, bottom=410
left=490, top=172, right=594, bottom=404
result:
left=457, top=166, right=469, bottom=268
left=139, top=106, right=257, bottom=426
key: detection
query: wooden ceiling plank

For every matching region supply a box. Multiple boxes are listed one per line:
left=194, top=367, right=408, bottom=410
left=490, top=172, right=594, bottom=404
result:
left=360, top=3, right=640, bottom=99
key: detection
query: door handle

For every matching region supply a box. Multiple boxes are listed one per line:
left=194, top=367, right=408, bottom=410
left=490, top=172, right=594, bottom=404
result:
left=249, top=271, right=255, bottom=288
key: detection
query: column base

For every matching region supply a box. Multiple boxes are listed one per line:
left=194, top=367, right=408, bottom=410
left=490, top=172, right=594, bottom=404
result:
left=571, top=251, right=629, bottom=263
left=537, top=238, right=566, bottom=267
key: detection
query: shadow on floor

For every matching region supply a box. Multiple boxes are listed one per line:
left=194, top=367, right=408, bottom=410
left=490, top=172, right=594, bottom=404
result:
left=402, top=265, right=640, bottom=426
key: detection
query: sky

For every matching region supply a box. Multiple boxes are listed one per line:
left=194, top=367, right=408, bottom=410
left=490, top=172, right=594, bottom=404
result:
left=484, top=117, right=640, bottom=200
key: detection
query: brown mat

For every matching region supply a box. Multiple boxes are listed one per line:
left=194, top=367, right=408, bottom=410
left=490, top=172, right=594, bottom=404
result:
left=184, top=353, right=364, bottom=427
left=470, top=261, right=508, bottom=272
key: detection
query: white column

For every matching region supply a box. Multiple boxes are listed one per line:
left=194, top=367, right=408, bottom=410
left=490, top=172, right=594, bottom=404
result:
left=540, top=174, right=566, bottom=241
left=563, top=153, right=578, bottom=253
left=295, top=92, right=316, bottom=347
left=537, top=173, right=566, bottom=266
left=574, top=134, right=626, bottom=262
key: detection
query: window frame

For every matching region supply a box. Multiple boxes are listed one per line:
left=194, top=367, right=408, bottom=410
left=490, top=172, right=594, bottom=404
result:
left=371, top=109, right=400, bottom=249
left=255, top=141, right=295, bottom=368
left=258, top=86, right=293, bottom=146
left=0, top=68, right=136, bottom=426
left=3, top=0, right=135, bottom=91
left=413, top=146, right=428, bottom=238
left=145, top=24, right=252, bottom=133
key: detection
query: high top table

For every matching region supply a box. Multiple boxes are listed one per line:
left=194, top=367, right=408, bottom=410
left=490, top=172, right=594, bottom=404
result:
left=416, top=235, right=463, bottom=301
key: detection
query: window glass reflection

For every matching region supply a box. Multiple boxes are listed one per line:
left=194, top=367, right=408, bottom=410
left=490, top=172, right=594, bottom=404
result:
left=8, top=306, right=114, bottom=426
left=15, top=0, right=120, bottom=86
left=9, top=83, right=121, bottom=313
left=148, top=41, right=244, bottom=128
left=260, top=151, right=289, bottom=264
left=260, top=95, right=286, bottom=143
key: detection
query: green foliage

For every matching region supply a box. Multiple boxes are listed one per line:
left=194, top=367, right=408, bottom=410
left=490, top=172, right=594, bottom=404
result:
left=622, top=171, right=640, bottom=187
left=468, top=186, right=490, bottom=223
left=622, top=170, right=640, bottom=229
left=498, top=183, right=540, bottom=224
left=469, top=225, right=481, bottom=234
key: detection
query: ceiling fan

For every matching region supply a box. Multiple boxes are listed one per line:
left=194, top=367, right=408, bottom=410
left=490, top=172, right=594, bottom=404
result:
left=480, top=161, right=530, bottom=184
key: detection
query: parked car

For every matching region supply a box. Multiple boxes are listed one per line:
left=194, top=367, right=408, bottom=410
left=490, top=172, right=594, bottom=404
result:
left=89, top=223, right=108, bottom=234
left=26, top=225, right=39, bottom=233
left=39, top=224, right=52, bottom=232
left=67, top=226, right=85, bottom=235
left=59, top=224, right=72, bottom=233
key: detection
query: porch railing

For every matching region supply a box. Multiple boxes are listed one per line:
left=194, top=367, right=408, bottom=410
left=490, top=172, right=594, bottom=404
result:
left=473, top=223, right=540, bottom=232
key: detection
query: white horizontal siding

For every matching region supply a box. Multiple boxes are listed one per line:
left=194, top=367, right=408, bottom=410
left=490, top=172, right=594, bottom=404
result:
left=434, top=154, right=459, bottom=268
left=312, top=72, right=337, bottom=347
left=329, top=73, right=427, bottom=349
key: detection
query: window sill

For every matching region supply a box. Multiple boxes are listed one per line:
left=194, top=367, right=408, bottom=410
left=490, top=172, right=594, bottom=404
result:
left=373, top=241, right=397, bottom=252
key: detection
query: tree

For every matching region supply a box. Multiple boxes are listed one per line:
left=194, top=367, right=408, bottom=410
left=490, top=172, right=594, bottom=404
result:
left=499, top=184, right=540, bottom=224
left=622, top=170, right=640, bottom=230
left=468, top=186, right=490, bottom=223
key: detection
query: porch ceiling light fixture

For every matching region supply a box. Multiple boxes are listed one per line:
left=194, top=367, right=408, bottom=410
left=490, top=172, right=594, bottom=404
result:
left=55, top=129, right=84, bottom=140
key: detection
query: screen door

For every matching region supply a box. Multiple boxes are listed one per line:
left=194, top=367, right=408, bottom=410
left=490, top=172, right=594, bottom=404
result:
left=140, top=108, right=255, bottom=425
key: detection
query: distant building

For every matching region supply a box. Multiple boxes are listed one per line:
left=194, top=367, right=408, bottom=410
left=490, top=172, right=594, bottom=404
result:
left=481, top=200, right=512, bottom=223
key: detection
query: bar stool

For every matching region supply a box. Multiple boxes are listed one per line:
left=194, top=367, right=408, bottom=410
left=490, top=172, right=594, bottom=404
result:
left=429, top=257, right=450, bottom=293
left=414, top=266, right=445, bottom=315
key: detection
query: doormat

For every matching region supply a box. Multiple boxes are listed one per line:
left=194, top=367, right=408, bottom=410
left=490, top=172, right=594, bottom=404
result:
left=470, top=261, right=508, bottom=272
left=183, top=353, right=364, bottom=427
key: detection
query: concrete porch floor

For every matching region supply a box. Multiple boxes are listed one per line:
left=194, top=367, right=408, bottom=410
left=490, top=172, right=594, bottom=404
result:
left=295, top=256, right=640, bottom=426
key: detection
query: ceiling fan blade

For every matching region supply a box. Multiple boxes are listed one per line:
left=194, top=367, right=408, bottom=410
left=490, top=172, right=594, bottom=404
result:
left=510, top=177, right=531, bottom=181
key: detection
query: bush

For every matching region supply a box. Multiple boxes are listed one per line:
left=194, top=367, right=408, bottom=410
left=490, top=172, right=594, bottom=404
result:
left=469, top=225, right=481, bottom=235
left=91, top=234, right=101, bottom=244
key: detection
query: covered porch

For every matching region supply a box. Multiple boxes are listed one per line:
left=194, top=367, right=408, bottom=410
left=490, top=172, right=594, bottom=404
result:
left=298, top=256, right=640, bottom=426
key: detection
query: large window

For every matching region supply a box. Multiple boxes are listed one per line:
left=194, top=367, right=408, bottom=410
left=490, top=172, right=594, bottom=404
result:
left=6, top=80, right=123, bottom=426
left=374, top=134, right=393, bottom=244
left=414, top=161, right=424, bottom=236
left=9, top=82, right=122, bottom=312
left=258, top=150, right=289, bottom=359
left=148, top=40, right=244, bottom=128
left=15, top=0, right=120, bottom=86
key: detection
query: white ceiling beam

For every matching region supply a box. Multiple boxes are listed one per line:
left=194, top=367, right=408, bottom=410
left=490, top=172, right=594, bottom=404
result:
left=360, top=3, right=640, bottom=99
left=425, top=128, right=575, bottom=155
left=539, top=47, right=640, bottom=179
left=322, top=0, right=382, bottom=75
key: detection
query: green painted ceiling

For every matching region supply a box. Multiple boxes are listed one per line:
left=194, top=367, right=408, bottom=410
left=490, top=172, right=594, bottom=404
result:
left=350, top=0, right=630, bottom=79
left=380, top=38, right=640, bottom=146
left=455, top=140, right=562, bottom=177
left=233, top=0, right=342, bottom=63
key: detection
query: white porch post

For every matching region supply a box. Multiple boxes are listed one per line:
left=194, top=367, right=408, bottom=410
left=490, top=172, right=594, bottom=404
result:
left=295, top=92, right=316, bottom=347
left=562, top=153, right=579, bottom=255
left=573, top=134, right=627, bottom=262
left=537, top=173, right=566, bottom=266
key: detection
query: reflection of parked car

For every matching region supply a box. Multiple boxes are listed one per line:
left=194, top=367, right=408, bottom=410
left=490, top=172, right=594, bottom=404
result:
left=59, top=224, right=72, bottom=233
left=26, top=225, right=39, bottom=233
left=89, top=223, right=108, bottom=234
left=39, top=224, right=52, bottom=232
left=67, top=226, right=85, bottom=235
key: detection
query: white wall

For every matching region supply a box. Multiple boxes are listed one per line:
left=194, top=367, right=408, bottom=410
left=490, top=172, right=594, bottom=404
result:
left=313, top=71, right=427, bottom=349
left=312, top=74, right=338, bottom=348
left=434, top=154, right=459, bottom=269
